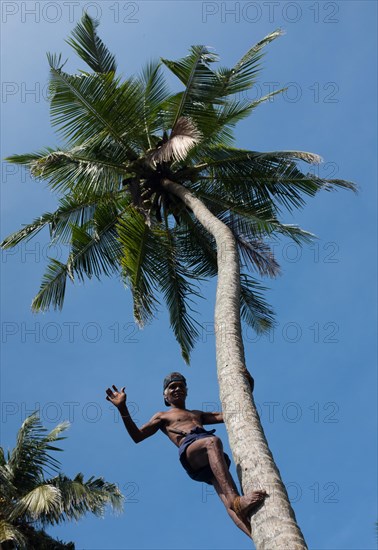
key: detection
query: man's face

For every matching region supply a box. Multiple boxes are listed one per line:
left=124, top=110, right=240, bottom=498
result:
left=165, top=381, right=187, bottom=406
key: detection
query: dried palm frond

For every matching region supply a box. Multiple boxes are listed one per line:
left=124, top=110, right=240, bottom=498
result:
left=148, top=117, right=201, bottom=165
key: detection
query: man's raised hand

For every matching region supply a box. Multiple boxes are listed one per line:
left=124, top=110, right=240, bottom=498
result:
left=106, top=385, right=126, bottom=408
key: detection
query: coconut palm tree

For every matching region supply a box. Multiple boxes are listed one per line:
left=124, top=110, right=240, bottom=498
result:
left=1, top=14, right=356, bottom=548
left=0, top=413, right=123, bottom=549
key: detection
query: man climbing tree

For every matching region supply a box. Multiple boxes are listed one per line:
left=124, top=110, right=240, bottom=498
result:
left=106, top=373, right=266, bottom=537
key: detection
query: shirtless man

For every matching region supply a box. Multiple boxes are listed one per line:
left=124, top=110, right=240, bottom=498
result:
left=106, top=372, right=267, bottom=537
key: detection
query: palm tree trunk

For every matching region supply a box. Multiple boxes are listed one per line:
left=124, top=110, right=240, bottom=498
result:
left=162, top=179, right=307, bottom=549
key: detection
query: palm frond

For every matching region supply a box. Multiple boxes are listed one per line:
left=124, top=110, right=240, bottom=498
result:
left=0, top=520, right=27, bottom=548
left=139, top=60, right=170, bottom=146
left=0, top=193, right=120, bottom=250
left=196, top=146, right=357, bottom=212
left=7, top=414, right=68, bottom=492
left=240, top=274, right=275, bottom=332
left=155, top=224, right=201, bottom=363
left=177, top=209, right=218, bottom=278
left=272, top=223, right=315, bottom=245
left=260, top=150, right=323, bottom=164
left=46, top=56, right=143, bottom=156
left=31, top=259, right=71, bottom=312
left=31, top=201, right=123, bottom=311
left=161, top=45, right=220, bottom=127
left=147, top=117, right=201, bottom=165
left=0, top=462, right=16, bottom=505
left=166, top=94, right=226, bottom=146
left=117, top=209, right=159, bottom=326
left=69, top=219, right=120, bottom=282
left=193, top=186, right=277, bottom=235
left=10, top=485, right=62, bottom=523
left=20, top=527, right=74, bottom=549
left=1, top=212, right=54, bottom=249
left=216, top=29, right=283, bottom=97
left=232, top=232, right=280, bottom=277
left=66, top=13, right=117, bottom=74
left=48, top=194, right=119, bottom=243
left=211, top=88, right=286, bottom=137
left=27, top=147, right=127, bottom=195
left=4, top=150, right=50, bottom=166
left=50, top=473, right=123, bottom=521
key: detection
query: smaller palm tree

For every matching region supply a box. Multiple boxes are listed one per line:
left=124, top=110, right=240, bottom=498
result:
left=0, top=413, right=123, bottom=549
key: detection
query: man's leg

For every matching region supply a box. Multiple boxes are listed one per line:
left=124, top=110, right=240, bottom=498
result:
left=185, top=437, right=267, bottom=521
left=211, top=476, right=251, bottom=537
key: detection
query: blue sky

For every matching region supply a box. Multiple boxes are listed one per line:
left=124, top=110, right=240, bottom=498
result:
left=1, top=1, right=377, bottom=549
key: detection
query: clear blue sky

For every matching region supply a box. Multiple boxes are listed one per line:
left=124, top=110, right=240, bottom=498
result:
left=1, top=2, right=377, bottom=549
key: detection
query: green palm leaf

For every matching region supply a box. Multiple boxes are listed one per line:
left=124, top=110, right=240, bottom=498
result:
left=240, top=274, right=275, bottom=332
left=207, top=89, right=286, bottom=144
left=176, top=209, right=218, bottom=278
left=47, top=473, right=123, bottom=522
left=31, top=202, right=123, bottom=311
left=7, top=414, right=68, bottom=491
left=66, top=12, right=117, bottom=74
left=272, top=223, right=315, bottom=245
left=69, top=216, right=121, bottom=282
left=1, top=211, right=55, bottom=249
left=198, top=147, right=357, bottom=212
left=162, top=45, right=220, bottom=128
left=139, top=60, right=171, bottom=147
left=155, top=223, right=201, bottom=363
left=24, top=147, right=128, bottom=195
left=215, top=29, right=283, bottom=97
left=31, top=259, right=71, bottom=312
left=117, top=209, right=159, bottom=326
left=47, top=56, right=143, bottom=156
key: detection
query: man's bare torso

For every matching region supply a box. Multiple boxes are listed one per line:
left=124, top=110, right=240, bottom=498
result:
left=158, top=408, right=205, bottom=446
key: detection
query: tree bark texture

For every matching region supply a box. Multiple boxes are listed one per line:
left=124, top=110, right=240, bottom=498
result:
left=163, top=179, right=308, bottom=549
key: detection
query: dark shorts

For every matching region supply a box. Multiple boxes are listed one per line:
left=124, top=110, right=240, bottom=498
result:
left=178, top=427, right=231, bottom=485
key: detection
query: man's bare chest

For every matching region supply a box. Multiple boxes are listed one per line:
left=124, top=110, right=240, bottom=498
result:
left=163, top=409, right=202, bottom=427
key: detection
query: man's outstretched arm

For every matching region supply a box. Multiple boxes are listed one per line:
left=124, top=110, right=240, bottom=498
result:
left=106, top=385, right=162, bottom=443
left=201, top=411, right=224, bottom=424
